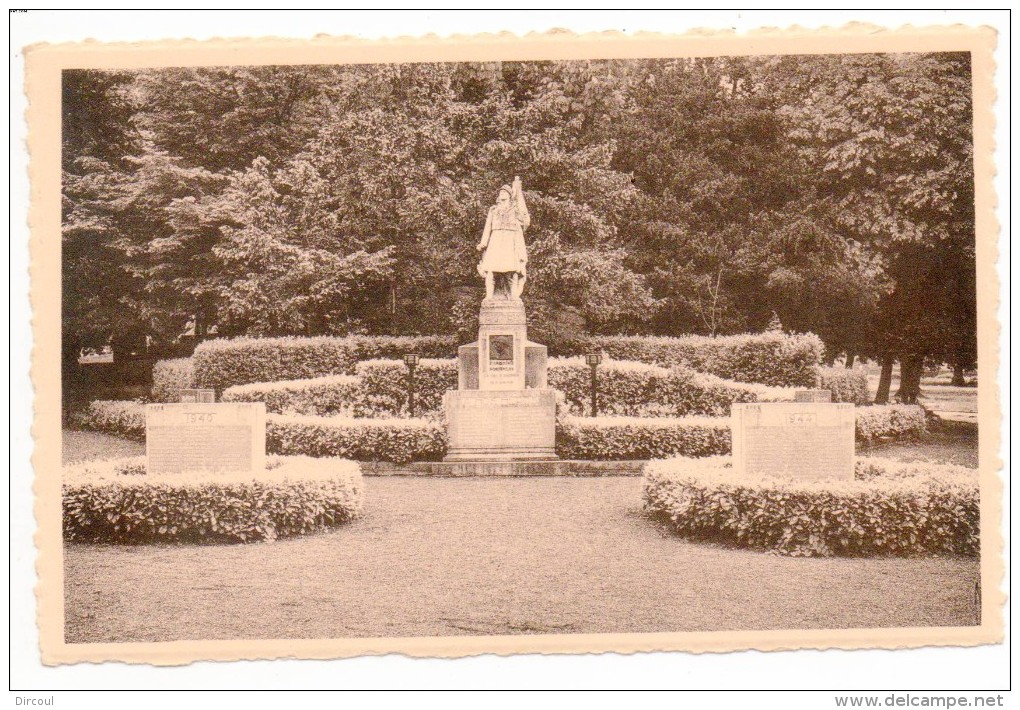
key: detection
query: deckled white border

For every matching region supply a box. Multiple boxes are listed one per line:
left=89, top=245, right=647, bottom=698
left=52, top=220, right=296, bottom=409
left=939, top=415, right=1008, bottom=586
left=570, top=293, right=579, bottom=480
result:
left=12, top=10, right=1011, bottom=691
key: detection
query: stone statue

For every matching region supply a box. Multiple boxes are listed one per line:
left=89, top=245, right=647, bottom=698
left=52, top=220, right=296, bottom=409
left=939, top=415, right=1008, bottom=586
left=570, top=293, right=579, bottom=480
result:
left=476, top=176, right=530, bottom=299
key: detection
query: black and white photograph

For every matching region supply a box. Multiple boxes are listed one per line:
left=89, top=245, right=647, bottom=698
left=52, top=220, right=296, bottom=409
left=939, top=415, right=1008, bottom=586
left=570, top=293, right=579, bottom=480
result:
left=13, top=10, right=1007, bottom=698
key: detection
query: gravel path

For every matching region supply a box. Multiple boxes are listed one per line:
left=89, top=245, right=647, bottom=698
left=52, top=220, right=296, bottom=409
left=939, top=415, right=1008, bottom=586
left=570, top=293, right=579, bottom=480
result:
left=64, top=476, right=980, bottom=643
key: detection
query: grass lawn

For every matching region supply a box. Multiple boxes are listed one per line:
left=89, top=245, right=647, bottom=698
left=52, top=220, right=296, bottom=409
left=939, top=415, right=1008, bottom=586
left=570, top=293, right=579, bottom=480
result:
left=860, top=361, right=978, bottom=422
left=62, top=427, right=980, bottom=643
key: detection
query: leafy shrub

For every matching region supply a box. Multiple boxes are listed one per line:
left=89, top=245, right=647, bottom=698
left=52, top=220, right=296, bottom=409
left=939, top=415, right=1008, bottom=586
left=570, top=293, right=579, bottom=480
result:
left=192, top=335, right=456, bottom=391
left=818, top=365, right=870, bottom=405
left=549, top=357, right=795, bottom=417
left=151, top=358, right=196, bottom=403
left=69, top=400, right=146, bottom=440
left=345, top=356, right=797, bottom=419
left=577, top=331, right=824, bottom=387
left=222, top=375, right=361, bottom=415
left=856, top=405, right=927, bottom=441
left=556, top=416, right=732, bottom=460
left=63, top=455, right=363, bottom=544
left=266, top=414, right=447, bottom=463
left=353, top=358, right=458, bottom=417
left=643, top=456, right=978, bottom=557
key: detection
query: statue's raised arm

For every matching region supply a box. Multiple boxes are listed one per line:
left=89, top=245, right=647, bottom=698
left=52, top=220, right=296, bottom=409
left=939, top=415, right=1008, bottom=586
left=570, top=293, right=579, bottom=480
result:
left=476, top=178, right=529, bottom=300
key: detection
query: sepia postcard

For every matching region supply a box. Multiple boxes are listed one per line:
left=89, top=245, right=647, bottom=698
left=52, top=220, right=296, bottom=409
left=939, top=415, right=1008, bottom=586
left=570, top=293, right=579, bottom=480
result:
left=26, top=21, right=1002, bottom=667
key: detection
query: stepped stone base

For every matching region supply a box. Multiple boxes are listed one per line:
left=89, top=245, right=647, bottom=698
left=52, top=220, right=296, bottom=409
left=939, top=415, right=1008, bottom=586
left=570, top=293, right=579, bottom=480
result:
left=362, top=460, right=647, bottom=477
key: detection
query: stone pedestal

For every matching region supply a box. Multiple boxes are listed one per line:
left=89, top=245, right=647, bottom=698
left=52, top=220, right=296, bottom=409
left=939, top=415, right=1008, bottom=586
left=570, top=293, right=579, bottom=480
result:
left=731, top=402, right=855, bottom=480
left=445, top=296, right=557, bottom=461
left=444, top=389, right=557, bottom=461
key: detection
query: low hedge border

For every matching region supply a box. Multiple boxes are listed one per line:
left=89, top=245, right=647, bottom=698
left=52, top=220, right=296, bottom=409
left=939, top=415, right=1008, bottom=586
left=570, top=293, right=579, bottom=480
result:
left=63, top=455, right=363, bottom=544
left=643, top=456, right=978, bottom=557
left=70, top=400, right=930, bottom=463
left=267, top=414, right=447, bottom=464
left=556, top=416, right=732, bottom=460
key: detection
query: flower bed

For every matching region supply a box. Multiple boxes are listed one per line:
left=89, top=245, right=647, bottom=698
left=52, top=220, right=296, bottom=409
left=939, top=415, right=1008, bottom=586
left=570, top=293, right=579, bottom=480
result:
left=63, top=455, right=364, bottom=544
left=643, top=456, right=978, bottom=557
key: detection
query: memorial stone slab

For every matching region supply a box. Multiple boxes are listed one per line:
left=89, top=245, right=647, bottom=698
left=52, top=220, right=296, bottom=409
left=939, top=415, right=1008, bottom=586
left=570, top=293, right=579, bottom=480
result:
left=444, top=389, right=557, bottom=460
left=731, top=401, right=854, bottom=480
left=146, top=402, right=266, bottom=474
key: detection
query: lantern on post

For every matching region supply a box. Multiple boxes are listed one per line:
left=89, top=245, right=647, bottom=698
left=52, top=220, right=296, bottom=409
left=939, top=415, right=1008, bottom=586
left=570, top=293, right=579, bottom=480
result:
left=403, top=353, right=420, bottom=417
left=585, top=352, right=602, bottom=417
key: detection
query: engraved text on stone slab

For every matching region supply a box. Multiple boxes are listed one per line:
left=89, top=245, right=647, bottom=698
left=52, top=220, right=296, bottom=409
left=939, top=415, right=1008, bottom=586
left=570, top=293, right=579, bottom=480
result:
left=731, top=402, right=855, bottom=480
left=146, top=402, right=266, bottom=475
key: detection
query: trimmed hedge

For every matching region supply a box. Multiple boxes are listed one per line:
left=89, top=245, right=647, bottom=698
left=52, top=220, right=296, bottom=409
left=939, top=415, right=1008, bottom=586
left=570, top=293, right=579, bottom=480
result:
left=190, top=331, right=822, bottom=391
left=70, top=400, right=931, bottom=464
left=643, top=456, right=978, bottom=557
left=63, top=455, right=363, bottom=544
left=151, top=358, right=196, bottom=403
left=343, top=356, right=796, bottom=418
left=856, top=404, right=927, bottom=441
left=549, top=357, right=795, bottom=417
left=354, top=358, right=458, bottom=417
left=818, top=365, right=870, bottom=405
left=223, top=375, right=361, bottom=416
left=192, top=335, right=456, bottom=391
left=267, top=414, right=447, bottom=464
left=580, top=331, right=824, bottom=387
left=70, top=400, right=146, bottom=441
left=556, top=416, right=731, bottom=460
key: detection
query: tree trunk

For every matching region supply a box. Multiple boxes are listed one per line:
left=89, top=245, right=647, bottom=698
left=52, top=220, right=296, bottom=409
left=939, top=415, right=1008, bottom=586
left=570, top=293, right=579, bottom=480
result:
left=845, top=352, right=857, bottom=369
left=62, top=337, right=86, bottom=426
left=951, top=363, right=966, bottom=386
left=875, top=353, right=894, bottom=404
left=897, top=355, right=923, bottom=404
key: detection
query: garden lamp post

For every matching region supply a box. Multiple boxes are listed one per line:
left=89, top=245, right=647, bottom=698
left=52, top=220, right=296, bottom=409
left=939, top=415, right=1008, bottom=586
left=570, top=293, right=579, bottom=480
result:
left=403, top=353, right=420, bottom=417
left=585, top=352, right=602, bottom=417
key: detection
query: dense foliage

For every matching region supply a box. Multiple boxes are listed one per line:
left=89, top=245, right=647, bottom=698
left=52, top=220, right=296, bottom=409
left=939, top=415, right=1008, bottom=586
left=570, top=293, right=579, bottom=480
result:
left=63, top=455, right=364, bottom=544
left=643, top=456, right=978, bottom=557
left=63, top=55, right=975, bottom=398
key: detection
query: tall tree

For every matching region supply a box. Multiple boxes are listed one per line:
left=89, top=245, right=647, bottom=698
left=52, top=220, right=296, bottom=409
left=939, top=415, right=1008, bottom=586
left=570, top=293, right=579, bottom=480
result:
left=775, top=52, right=975, bottom=401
